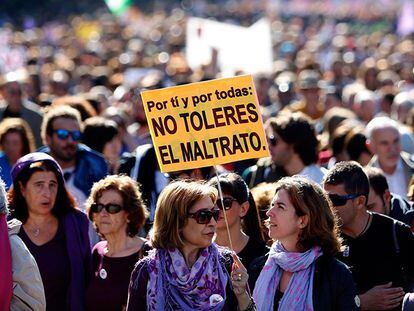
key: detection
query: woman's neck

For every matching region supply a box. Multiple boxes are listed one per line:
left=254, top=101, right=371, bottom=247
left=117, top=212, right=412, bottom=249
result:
left=280, top=238, right=300, bottom=253
left=25, top=213, right=56, bottom=226
left=180, top=245, right=200, bottom=268
left=105, top=232, right=131, bottom=257
left=215, top=225, right=249, bottom=254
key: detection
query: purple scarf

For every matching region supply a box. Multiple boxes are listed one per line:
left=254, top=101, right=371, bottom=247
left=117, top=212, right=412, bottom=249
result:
left=147, top=243, right=228, bottom=310
left=253, top=241, right=322, bottom=311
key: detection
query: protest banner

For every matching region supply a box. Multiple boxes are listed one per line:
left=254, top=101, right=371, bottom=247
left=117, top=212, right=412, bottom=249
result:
left=186, top=18, right=273, bottom=76
left=141, top=75, right=269, bottom=173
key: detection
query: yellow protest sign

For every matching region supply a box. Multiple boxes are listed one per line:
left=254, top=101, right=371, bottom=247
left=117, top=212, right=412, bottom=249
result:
left=141, top=75, right=269, bottom=173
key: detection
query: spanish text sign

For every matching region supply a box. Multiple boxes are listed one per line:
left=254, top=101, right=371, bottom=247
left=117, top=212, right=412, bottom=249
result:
left=141, top=75, right=269, bottom=173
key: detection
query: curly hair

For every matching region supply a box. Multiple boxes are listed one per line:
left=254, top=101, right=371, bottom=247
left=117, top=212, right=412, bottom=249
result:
left=85, top=175, right=148, bottom=238
left=273, top=176, right=342, bottom=256
left=268, top=112, right=319, bottom=165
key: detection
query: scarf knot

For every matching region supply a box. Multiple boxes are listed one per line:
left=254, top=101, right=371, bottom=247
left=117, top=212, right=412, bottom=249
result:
left=147, top=243, right=228, bottom=310
left=253, top=241, right=322, bottom=311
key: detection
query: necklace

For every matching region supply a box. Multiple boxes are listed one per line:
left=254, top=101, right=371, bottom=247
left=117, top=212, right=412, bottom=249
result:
left=359, top=213, right=371, bottom=237
left=32, top=228, right=41, bottom=237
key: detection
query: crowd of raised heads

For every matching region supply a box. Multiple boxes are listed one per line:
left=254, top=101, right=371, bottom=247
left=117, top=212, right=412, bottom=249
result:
left=1, top=1, right=414, bottom=310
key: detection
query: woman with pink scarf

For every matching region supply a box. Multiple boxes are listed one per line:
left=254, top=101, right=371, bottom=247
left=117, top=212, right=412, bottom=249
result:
left=127, top=180, right=256, bottom=310
left=250, top=176, right=360, bottom=310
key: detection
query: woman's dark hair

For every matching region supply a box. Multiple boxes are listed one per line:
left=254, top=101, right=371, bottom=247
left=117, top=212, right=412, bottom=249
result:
left=345, top=129, right=371, bottom=162
left=364, top=167, right=389, bottom=197
left=274, top=176, right=342, bottom=256
left=209, top=172, right=264, bottom=242
left=86, top=175, right=148, bottom=238
left=82, top=117, right=119, bottom=153
left=269, top=112, right=319, bottom=165
left=8, top=161, right=76, bottom=223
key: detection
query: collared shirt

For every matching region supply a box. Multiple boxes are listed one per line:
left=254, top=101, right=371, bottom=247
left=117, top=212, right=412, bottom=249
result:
left=62, top=167, right=87, bottom=211
left=384, top=159, right=407, bottom=199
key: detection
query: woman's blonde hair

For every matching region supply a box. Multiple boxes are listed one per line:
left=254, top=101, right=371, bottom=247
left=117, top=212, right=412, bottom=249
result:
left=273, top=176, right=342, bottom=256
left=151, top=180, right=217, bottom=249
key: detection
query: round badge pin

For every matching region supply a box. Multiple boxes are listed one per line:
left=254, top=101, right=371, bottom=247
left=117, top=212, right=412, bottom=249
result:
left=99, top=268, right=107, bottom=279
left=354, top=295, right=360, bottom=307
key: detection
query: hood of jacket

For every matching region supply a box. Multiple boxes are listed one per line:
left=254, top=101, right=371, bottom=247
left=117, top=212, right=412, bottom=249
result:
left=7, top=218, right=22, bottom=236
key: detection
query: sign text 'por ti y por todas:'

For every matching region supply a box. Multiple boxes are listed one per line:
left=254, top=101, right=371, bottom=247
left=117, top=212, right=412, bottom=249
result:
left=140, top=75, right=269, bottom=173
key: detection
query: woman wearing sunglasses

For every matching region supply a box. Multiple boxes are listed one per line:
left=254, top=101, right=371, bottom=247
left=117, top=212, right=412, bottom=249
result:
left=127, top=180, right=256, bottom=311
left=250, top=176, right=359, bottom=311
left=209, top=173, right=268, bottom=269
left=85, top=175, right=149, bottom=311
left=8, top=152, right=91, bottom=311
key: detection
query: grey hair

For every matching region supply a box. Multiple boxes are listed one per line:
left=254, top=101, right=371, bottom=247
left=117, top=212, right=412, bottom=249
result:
left=0, top=178, right=8, bottom=215
left=365, top=116, right=400, bottom=141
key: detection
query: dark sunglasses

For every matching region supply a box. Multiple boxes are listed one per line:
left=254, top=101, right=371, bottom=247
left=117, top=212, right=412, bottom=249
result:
left=267, top=135, right=278, bottom=147
left=91, top=203, right=123, bottom=214
left=187, top=208, right=220, bottom=224
left=216, top=197, right=238, bottom=211
left=54, top=129, right=82, bottom=141
left=328, top=193, right=364, bottom=207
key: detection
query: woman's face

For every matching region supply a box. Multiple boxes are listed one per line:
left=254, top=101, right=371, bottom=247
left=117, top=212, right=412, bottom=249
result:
left=266, top=189, right=304, bottom=250
left=216, top=193, right=248, bottom=231
left=93, top=189, right=129, bottom=238
left=181, top=196, right=217, bottom=252
left=2, top=131, right=24, bottom=163
left=20, top=171, right=58, bottom=217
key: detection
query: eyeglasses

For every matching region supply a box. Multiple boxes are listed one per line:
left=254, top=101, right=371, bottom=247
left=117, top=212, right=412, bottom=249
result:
left=216, top=197, right=238, bottom=211
left=328, top=193, right=365, bottom=207
left=187, top=208, right=220, bottom=224
left=267, top=135, right=278, bottom=147
left=53, top=129, right=82, bottom=141
left=90, top=203, right=123, bottom=214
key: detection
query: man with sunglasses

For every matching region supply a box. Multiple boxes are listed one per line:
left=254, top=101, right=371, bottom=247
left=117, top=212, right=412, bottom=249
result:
left=323, top=161, right=414, bottom=311
left=0, top=76, right=43, bottom=147
left=39, top=105, right=108, bottom=214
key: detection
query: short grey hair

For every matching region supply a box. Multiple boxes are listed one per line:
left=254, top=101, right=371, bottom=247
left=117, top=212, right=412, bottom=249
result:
left=365, top=116, right=400, bottom=141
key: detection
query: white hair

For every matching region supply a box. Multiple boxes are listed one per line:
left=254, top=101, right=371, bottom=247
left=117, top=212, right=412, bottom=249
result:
left=365, top=116, right=400, bottom=140
left=354, top=89, right=377, bottom=105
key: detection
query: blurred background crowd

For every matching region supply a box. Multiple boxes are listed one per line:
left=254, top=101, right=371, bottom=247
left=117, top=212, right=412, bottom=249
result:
left=2, top=1, right=414, bottom=310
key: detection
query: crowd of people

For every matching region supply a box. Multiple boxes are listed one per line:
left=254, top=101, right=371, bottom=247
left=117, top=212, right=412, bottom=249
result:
left=1, top=1, right=414, bottom=310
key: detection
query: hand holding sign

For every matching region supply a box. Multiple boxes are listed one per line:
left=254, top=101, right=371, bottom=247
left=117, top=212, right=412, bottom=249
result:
left=141, top=75, right=269, bottom=173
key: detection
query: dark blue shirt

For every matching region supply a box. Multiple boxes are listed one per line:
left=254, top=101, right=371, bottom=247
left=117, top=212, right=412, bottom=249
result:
left=19, top=221, right=71, bottom=311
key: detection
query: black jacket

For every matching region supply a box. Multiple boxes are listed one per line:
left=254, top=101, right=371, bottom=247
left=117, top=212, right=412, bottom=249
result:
left=249, top=254, right=360, bottom=311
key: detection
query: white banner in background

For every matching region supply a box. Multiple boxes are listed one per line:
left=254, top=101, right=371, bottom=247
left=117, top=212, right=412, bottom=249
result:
left=186, top=17, right=273, bottom=76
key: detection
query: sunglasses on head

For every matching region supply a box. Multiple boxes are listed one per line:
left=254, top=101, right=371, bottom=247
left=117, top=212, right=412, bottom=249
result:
left=216, top=197, right=238, bottom=211
left=328, top=193, right=364, bottom=207
left=54, top=129, right=82, bottom=142
left=267, top=135, right=278, bottom=147
left=187, top=208, right=220, bottom=224
left=91, top=203, right=123, bottom=214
